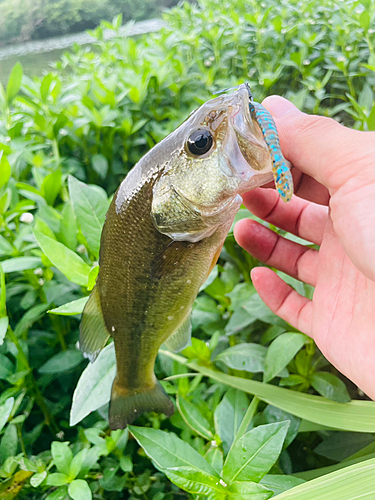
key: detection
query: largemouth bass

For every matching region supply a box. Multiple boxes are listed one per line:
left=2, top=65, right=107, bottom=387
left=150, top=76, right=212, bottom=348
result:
left=79, top=84, right=293, bottom=429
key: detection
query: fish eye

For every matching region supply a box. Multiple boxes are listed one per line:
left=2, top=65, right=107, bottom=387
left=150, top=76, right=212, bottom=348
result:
left=186, top=129, right=213, bottom=156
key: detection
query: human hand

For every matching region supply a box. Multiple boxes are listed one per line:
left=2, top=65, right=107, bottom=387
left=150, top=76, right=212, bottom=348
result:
left=234, top=96, right=375, bottom=400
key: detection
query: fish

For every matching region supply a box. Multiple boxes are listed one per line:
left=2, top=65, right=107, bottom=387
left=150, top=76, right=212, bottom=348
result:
left=79, top=83, right=293, bottom=430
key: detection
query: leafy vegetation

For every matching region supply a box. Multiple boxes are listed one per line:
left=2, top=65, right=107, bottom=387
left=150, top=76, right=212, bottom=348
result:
left=0, top=0, right=375, bottom=498
left=0, top=0, right=177, bottom=46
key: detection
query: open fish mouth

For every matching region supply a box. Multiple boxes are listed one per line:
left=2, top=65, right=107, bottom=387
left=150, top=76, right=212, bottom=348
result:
left=219, top=84, right=273, bottom=183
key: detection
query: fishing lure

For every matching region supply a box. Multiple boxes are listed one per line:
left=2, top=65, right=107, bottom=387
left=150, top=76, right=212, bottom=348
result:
left=245, top=83, right=293, bottom=202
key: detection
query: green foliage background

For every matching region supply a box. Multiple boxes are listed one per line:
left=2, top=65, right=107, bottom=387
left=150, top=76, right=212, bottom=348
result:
left=1, top=0, right=375, bottom=499
left=0, top=0, right=177, bottom=46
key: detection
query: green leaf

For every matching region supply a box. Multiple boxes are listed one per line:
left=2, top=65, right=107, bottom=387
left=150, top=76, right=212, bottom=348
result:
left=41, top=170, right=62, bottom=206
left=243, top=294, right=288, bottom=327
left=59, top=202, right=78, bottom=251
left=1, top=257, right=42, bottom=273
left=0, top=354, right=13, bottom=380
left=14, top=303, right=50, bottom=337
left=0, top=424, right=17, bottom=463
left=360, top=11, right=370, bottom=30
left=177, top=395, right=213, bottom=440
left=263, top=405, right=300, bottom=448
left=222, top=422, right=289, bottom=484
left=0, top=398, right=14, bottom=434
left=310, top=372, right=351, bottom=403
left=274, top=457, right=375, bottom=499
left=51, top=442, right=73, bottom=475
left=0, top=316, right=9, bottom=345
left=0, top=263, right=5, bottom=316
left=215, top=344, right=266, bottom=373
left=38, top=350, right=83, bottom=374
left=70, top=343, right=115, bottom=426
left=120, top=455, right=133, bottom=473
left=227, top=481, right=273, bottom=500
left=34, top=231, right=91, bottom=286
left=314, top=432, right=374, bottom=462
left=80, top=447, right=102, bottom=477
left=367, top=106, right=375, bottom=131
left=6, top=62, right=23, bottom=103
left=0, top=235, right=13, bottom=256
left=214, top=389, right=248, bottom=454
left=68, top=479, right=92, bottom=500
left=280, top=374, right=306, bottom=387
left=181, top=359, right=375, bottom=432
left=226, top=282, right=256, bottom=311
left=358, top=83, right=373, bottom=111
left=260, top=475, right=305, bottom=496
left=183, top=337, right=211, bottom=362
left=0, top=153, right=11, bottom=189
left=45, top=486, right=69, bottom=500
left=264, top=333, right=307, bottom=382
left=0, top=188, right=11, bottom=215
left=69, top=449, right=87, bottom=480
left=225, top=307, right=255, bottom=335
left=162, top=467, right=227, bottom=499
left=204, top=446, right=223, bottom=475
left=49, top=297, right=89, bottom=316
left=129, top=426, right=218, bottom=476
left=30, top=471, right=47, bottom=487
left=34, top=216, right=56, bottom=240
left=68, top=176, right=108, bottom=258
left=87, top=266, right=99, bottom=291
left=91, top=154, right=108, bottom=179
left=47, top=473, right=70, bottom=486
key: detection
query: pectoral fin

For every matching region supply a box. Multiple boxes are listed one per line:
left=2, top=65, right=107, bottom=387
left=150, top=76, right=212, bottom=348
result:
left=164, top=312, right=192, bottom=352
left=79, top=285, right=110, bottom=362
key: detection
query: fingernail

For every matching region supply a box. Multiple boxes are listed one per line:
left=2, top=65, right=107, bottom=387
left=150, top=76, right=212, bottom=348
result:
left=262, top=96, right=299, bottom=118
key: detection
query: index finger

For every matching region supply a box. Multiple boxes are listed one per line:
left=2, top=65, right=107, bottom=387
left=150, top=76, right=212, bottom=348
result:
left=262, top=96, right=375, bottom=195
left=260, top=169, right=330, bottom=206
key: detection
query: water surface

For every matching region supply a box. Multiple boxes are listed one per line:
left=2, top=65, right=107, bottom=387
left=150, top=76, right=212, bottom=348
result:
left=0, top=19, right=164, bottom=85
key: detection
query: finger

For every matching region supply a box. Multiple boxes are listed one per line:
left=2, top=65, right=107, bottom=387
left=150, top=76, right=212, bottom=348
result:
left=241, top=187, right=328, bottom=246
left=260, top=170, right=330, bottom=206
left=262, top=96, right=375, bottom=193
left=234, top=219, right=319, bottom=287
left=292, top=171, right=330, bottom=206
left=251, top=267, right=313, bottom=337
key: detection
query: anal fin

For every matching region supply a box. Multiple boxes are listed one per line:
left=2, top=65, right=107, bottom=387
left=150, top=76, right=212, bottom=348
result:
left=164, top=312, right=192, bottom=352
left=79, top=285, right=110, bottom=362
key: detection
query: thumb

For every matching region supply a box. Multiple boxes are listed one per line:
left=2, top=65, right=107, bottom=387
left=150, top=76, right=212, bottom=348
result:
left=262, top=96, right=375, bottom=193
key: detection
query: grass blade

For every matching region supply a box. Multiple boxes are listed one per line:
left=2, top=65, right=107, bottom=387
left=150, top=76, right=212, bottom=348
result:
left=159, top=352, right=375, bottom=433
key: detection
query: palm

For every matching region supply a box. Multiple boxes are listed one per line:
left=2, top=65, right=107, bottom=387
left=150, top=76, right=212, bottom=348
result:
left=312, top=220, right=375, bottom=395
left=235, top=188, right=375, bottom=400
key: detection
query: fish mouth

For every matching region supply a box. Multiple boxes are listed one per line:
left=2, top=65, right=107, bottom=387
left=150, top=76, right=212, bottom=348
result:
left=223, top=84, right=273, bottom=188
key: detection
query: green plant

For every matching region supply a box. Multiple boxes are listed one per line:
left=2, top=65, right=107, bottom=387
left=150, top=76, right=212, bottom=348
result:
left=0, top=0, right=178, bottom=46
left=1, top=0, right=375, bottom=498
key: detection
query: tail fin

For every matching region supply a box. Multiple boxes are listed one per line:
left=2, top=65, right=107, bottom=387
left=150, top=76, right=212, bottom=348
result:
left=109, top=378, right=174, bottom=430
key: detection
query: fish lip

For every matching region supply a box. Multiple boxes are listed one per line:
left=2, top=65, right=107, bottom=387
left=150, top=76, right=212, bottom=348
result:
left=231, top=84, right=259, bottom=142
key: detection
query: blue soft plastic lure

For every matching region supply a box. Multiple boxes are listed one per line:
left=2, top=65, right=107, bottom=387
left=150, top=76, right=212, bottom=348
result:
left=245, top=84, right=294, bottom=202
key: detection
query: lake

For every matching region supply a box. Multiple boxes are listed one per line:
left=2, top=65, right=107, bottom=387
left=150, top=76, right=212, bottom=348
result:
left=0, top=19, right=164, bottom=85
